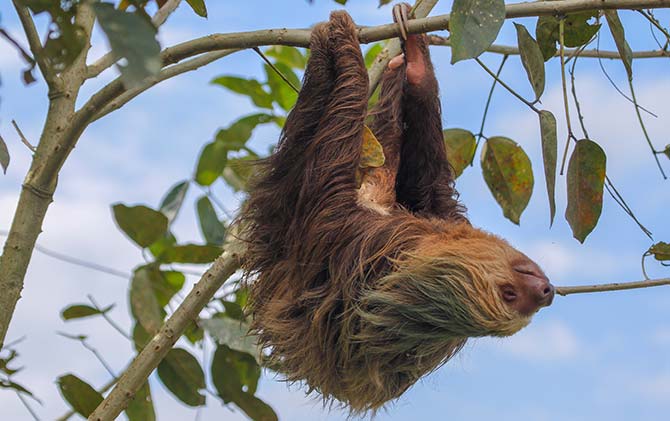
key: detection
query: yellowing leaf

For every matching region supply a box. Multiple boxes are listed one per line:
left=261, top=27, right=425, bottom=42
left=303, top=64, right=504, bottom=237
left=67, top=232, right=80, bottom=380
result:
left=443, top=128, right=476, bottom=178
left=565, top=139, right=606, bottom=243
left=481, top=136, right=534, bottom=225
left=648, top=242, right=670, bottom=262
left=360, top=126, right=385, bottom=169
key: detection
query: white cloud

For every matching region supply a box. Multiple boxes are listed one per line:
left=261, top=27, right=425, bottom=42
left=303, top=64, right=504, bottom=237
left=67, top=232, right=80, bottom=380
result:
left=482, top=319, right=581, bottom=362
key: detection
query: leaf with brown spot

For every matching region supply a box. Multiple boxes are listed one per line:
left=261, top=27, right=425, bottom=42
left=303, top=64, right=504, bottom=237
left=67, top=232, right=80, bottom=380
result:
left=360, top=125, right=385, bottom=169
left=565, top=139, right=606, bottom=243
left=442, top=128, right=476, bottom=178
left=539, top=111, right=557, bottom=225
left=450, top=0, right=506, bottom=64
left=481, top=136, right=534, bottom=225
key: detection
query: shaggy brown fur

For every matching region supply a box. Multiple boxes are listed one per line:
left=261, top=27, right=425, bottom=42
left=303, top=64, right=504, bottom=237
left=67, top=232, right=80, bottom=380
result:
left=240, top=11, right=551, bottom=413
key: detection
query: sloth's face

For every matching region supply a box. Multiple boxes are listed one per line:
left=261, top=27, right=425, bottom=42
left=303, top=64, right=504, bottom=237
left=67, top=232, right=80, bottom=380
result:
left=406, top=224, right=555, bottom=337
left=500, top=254, right=554, bottom=316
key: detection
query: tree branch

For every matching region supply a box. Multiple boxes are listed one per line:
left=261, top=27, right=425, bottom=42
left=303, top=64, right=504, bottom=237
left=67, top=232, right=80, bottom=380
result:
left=556, top=277, right=670, bottom=295
left=428, top=35, right=670, bottom=59
left=158, top=0, right=670, bottom=67
left=11, top=0, right=52, bottom=85
left=88, top=247, right=243, bottom=421
left=86, top=0, right=184, bottom=79
left=92, top=49, right=236, bottom=122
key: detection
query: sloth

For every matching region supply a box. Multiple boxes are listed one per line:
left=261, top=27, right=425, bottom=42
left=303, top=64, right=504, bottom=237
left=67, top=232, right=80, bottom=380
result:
left=239, top=10, right=554, bottom=413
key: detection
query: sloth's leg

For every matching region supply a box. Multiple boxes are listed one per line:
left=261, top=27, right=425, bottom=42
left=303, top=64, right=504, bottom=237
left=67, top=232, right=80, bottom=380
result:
left=395, top=34, right=465, bottom=220
left=289, top=10, right=370, bottom=218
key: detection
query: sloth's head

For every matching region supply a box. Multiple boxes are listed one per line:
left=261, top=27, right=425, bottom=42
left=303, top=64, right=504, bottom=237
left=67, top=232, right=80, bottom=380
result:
left=345, top=224, right=553, bottom=411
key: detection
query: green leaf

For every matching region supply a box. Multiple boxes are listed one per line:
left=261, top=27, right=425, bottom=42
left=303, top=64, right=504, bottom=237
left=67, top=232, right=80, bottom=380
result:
left=125, top=382, right=155, bottom=421
left=130, top=266, right=165, bottom=334
left=481, top=136, right=534, bottom=225
left=514, top=23, right=545, bottom=101
left=378, top=0, right=393, bottom=6
left=220, top=300, right=245, bottom=321
left=364, top=43, right=384, bottom=68
left=93, top=3, right=161, bottom=88
left=196, top=196, right=226, bottom=246
left=216, top=114, right=276, bottom=151
left=449, top=0, right=505, bottom=64
left=185, top=0, right=207, bottom=17
left=211, top=345, right=276, bottom=421
left=565, top=139, right=606, bottom=243
left=212, top=76, right=274, bottom=109
left=536, top=12, right=601, bottom=61
left=132, top=322, right=151, bottom=352
left=211, top=344, right=261, bottom=399
left=265, top=63, right=300, bottom=111
left=0, top=134, right=9, bottom=174
left=201, top=318, right=258, bottom=360
left=195, top=141, right=228, bottom=186
left=112, top=204, right=168, bottom=248
left=442, top=128, right=476, bottom=178
left=604, top=10, right=633, bottom=81
left=57, top=374, right=103, bottom=418
left=664, top=145, right=670, bottom=160
left=61, top=304, right=114, bottom=321
left=148, top=232, right=177, bottom=258
left=539, top=111, right=557, bottom=225
left=264, top=46, right=307, bottom=69
left=157, top=348, right=206, bottom=407
left=648, top=242, right=670, bottom=262
left=159, top=244, right=222, bottom=264
left=159, top=181, right=189, bottom=224
left=184, top=320, right=205, bottom=344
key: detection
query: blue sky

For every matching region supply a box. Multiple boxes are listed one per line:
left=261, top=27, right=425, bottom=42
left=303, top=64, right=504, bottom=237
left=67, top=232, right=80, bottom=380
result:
left=1, top=1, right=669, bottom=420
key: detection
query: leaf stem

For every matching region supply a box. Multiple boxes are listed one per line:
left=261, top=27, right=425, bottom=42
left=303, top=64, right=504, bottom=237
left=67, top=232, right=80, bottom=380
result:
left=559, top=19, right=575, bottom=176
left=474, top=57, right=539, bottom=113
left=475, top=54, right=508, bottom=160
left=252, top=47, right=300, bottom=93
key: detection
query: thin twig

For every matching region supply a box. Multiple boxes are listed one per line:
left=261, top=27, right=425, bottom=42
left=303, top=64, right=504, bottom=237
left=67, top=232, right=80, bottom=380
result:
left=253, top=47, right=299, bottom=93
left=87, top=295, right=131, bottom=340
left=15, top=392, right=40, bottom=421
left=596, top=34, right=657, bottom=117
left=0, top=28, right=34, bottom=66
left=0, top=230, right=129, bottom=279
left=474, top=58, right=539, bottom=113
left=627, top=78, right=667, bottom=179
left=569, top=47, right=590, bottom=139
left=475, top=54, right=508, bottom=158
left=556, top=277, right=670, bottom=296
left=57, top=332, right=117, bottom=378
left=11, top=120, right=36, bottom=152
left=638, top=9, right=670, bottom=41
